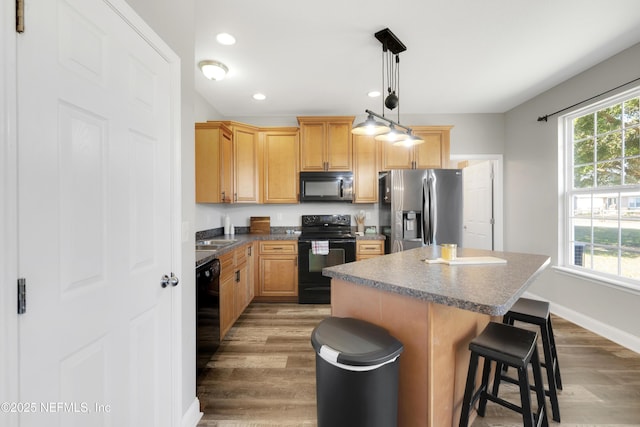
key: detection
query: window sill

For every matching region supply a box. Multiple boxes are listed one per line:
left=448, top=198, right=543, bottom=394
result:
left=552, top=266, right=640, bottom=296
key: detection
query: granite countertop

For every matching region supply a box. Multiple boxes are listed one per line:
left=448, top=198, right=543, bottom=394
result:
left=322, top=247, right=550, bottom=316
left=195, top=233, right=385, bottom=267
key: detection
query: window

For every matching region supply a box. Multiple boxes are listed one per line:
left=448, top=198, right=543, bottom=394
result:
left=562, top=88, right=640, bottom=288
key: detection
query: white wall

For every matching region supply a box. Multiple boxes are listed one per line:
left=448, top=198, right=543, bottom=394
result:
left=504, top=42, right=640, bottom=348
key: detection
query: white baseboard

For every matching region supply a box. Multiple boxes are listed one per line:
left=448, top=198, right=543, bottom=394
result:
left=523, top=291, right=640, bottom=354
left=181, top=397, right=203, bottom=427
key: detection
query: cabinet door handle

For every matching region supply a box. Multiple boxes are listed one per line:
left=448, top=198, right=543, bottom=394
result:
left=235, top=270, right=240, bottom=283
left=221, top=191, right=226, bottom=201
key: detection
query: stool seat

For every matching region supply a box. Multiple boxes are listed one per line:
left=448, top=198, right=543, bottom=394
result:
left=509, top=297, right=550, bottom=320
left=459, top=322, right=549, bottom=427
left=470, top=322, right=537, bottom=368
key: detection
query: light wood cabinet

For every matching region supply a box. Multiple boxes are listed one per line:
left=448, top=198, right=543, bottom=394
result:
left=256, top=240, right=298, bottom=299
left=297, top=116, right=354, bottom=171
left=261, top=128, right=299, bottom=203
left=356, top=240, right=384, bottom=261
left=218, top=251, right=236, bottom=339
left=195, top=121, right=260, bottom=204
left=195, top=122, right=233, bottom=203
left=219, top=243, right=254, bottom=340
left=381, top=126, right=452, bottom=170
left=353, top=134, right=379, bottom=203
left=232, top=123, right=260, bottom=203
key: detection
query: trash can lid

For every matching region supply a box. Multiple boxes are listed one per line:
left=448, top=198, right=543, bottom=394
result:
left=311, top=317, right=404, bottom=367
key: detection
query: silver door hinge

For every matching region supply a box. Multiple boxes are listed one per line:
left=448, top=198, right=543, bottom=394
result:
left=17, top=278, right=26, bottom=314
left=16, top=0, right=25, bottom=33
left=490, top=218, right=495, bottom=225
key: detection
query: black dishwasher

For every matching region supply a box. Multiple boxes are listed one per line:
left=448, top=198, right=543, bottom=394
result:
left=196, top=258, right=220, bottom=377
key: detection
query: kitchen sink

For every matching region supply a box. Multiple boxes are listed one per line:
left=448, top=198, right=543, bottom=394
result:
left=195, top=239, right=237, bottom=251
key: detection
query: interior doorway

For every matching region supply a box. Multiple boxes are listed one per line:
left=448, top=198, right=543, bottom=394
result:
left=452, top=155, right=503, bottom=251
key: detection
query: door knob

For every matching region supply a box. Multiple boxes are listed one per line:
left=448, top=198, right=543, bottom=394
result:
left=161, top=273, right=180, bottom=288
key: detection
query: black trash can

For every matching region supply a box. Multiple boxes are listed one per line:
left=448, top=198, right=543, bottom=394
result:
left=311, top=317, right=404, bottom=427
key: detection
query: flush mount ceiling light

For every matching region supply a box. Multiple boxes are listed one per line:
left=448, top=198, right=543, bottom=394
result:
left=198, top=60, right=229, bottom=81
left=252, top=93, right=266, bottom=101
left=352, top=28, right=423, bottom=146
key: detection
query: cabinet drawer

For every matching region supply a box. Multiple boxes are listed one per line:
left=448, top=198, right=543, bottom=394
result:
left=259, top=241, right=297, bottom=254
left=235, top=244, right=248, bottom=266
left=357, top=240, right=384, bottom=255
left=219, top=251, right=235, bottom=279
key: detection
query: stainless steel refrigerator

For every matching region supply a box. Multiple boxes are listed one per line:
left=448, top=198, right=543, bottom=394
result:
left=379, top=169, right=463, bottom=254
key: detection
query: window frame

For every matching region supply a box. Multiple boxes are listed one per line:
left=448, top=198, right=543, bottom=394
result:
left=559, top=86, right=640, bottom=292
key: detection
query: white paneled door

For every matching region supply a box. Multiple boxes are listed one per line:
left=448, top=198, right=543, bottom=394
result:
left=17, top=0, right=177, bottom=425
left=462, top=161, right=494, bottom=250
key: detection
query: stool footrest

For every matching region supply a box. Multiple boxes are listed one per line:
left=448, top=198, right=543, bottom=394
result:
left=482, top=392, right=523, bottom=414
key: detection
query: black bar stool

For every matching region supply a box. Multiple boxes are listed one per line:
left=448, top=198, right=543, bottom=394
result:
left=459, top=322, right=548, bottom=427
left=502, top=297, right=562, bottom=422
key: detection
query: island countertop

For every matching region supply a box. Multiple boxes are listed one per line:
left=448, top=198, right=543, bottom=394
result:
left=323, top=247, right=550, bottom=316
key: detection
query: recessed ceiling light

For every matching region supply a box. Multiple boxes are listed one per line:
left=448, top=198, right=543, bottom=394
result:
left=253, top=93, right=266, bottom=101
left=198, top=60, right=229, bottom=81
left=368, top=91, right=381, bottom=98
left=216, top=33, right=236, bottom=45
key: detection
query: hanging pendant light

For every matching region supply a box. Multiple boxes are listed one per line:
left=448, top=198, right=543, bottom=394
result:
left=352, top=113, right=390, bottom=136
left=375, top=124, right=409, bottom=143
left=393, top=132, right=424, bottom=146
left=352, top=28, right=422, bottom=146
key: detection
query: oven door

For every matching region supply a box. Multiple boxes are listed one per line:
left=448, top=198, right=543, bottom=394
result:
left=298, top=239, right=356, bottom=304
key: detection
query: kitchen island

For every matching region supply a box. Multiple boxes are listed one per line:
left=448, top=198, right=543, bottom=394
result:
left=323, top=247, right=550, bottom=427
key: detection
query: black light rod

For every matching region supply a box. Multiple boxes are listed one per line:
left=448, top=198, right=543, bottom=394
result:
left=537, top=76, right=640, bottom=122
left=365, top=109, right=413, bottom=133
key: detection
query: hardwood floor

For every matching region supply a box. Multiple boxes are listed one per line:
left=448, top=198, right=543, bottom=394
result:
left=197, top=303, right=640, bottom=426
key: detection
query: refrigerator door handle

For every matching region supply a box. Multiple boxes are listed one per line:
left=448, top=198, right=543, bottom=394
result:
left=422, top=178, right=432, bottom=245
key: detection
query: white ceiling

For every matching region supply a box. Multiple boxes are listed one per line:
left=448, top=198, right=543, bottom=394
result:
left=195, top=0, right=640, bottom=118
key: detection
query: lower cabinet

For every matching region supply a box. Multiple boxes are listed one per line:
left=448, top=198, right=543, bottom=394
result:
left=356, top=240, right=384, bottom=261
left=256, top=240, right=298, bottom=300
left=219, top=243, right=254, bottom=340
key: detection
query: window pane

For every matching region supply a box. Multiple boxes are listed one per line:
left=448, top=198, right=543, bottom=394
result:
left=574, top=114, right=594, bottom=140
left=572, top=194, right=592, bottom=216
left=574, top=137, right=594, bottom=164
left=596, top=161, right=622, bottom=186
left=591, top=246, right=619, bottom=276
left=621, top=219, right=640, bottom=250
left=597, top=105, right=622, bottom=133
left=592, top=222, right=619, bottom=246
left=625, top=127, right=639, bottom=157
left=596, top=132, right=622, bottom=161
left=625, top=158, right=640, bottom=185
left=621, top=251, right=640, bottom=280
left=573, top=224, right=591, bottom=244
left=624, top=97, right=639, bottom=126
left=574, top=165, right=594, bottom=188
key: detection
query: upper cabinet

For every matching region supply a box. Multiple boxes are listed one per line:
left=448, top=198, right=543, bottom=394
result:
left=231, top=123, right=260, bottom=203
left=381, top=125, right=452, bottom=170
left=195, top=122, right=233, bottom=203
left=297, top=116, right=354, bottom=171
left=195, top=121, right=260, bottom=204
left=261, top=128, right=300, bottom=203
left=352, top=134, right=379, bottom=203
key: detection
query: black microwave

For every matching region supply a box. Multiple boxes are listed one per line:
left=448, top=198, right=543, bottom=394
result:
left=299, top=172, right=353, bottom=202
